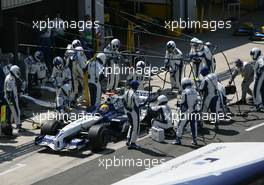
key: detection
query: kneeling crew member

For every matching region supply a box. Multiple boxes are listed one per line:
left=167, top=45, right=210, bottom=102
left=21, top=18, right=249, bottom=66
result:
left=229, top=59, right=254, bottom=104
left=151, top=95, right=173, bottom=130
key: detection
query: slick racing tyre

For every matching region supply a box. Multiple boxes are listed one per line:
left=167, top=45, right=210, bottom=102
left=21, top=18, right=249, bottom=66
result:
left=87, top=125, right=108, bottom=151
left=40, top=120, right=61, bottom=135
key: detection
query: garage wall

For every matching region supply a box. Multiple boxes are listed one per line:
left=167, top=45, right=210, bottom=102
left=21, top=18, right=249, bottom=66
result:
left=1, top=0, right=42, bottom=10
left=0, top=0, right=79, bottom=52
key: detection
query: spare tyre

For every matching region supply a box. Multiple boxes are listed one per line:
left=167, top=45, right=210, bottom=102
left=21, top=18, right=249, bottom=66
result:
left=40, top=119, right=61, bottom=135
left=87, top=125, right=108, bottom=151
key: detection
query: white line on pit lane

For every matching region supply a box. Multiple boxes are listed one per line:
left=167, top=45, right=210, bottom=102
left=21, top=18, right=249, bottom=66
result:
left=0, top=164, right=26, bottom=176
left=245, top=122, right=264, bottom=132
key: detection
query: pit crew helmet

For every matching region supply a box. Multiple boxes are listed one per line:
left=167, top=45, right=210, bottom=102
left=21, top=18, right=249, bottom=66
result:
left=129, top=80, right=140, bottom=90
left=111, top=38, right=120, bottom=51
left=97, top=53, right=106, bottom=65
left=72, top=39, right=82, bottom=49
left=166, top=41, right=176, bottom=53
left=200, top=67, right=210, bottom=77
left=181, top=78, right=193, bottom=90
left=34, top=51, right=44, bottom=62
left=10, top=65, right=21, bottom=79
left=157, top=95, right=168, bottom=105
left=250, top=48, right=261, bottom=60
left=53, top=56, right=64, bottom=70
left=191, top=38, right=203, bottom=51
left=136, top=61, right=146, bottom=69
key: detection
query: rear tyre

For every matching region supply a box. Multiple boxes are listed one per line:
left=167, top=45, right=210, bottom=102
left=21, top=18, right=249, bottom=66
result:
left=87, top=125, right=108, bottom=151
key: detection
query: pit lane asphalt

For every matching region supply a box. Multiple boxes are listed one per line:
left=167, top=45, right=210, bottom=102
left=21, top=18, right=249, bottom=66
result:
left=32, top=104, right=264, bottom=185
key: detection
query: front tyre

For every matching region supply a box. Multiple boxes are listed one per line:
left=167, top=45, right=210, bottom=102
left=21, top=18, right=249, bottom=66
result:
left=87, top=125, right=108, bottom=152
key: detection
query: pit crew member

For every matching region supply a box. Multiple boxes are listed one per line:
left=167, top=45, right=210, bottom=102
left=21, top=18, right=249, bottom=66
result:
left=150, top=95, right=173, bottom=130
left=228, top=59, right=254, bottom=104
left=251, top=48, right=264, bottom=111
left=4, top=65, right=23, bottom=131
left=87, top=53, right=106, bottom=107
left=165, top=40, right=183, bottom=92
left=173, top=78, right=199, bottom=145
left=104, top=38, right=121, bottom=90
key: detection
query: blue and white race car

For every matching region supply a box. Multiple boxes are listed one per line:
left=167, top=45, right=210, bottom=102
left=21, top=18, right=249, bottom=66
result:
left=35, top=95, right=129, bottom=151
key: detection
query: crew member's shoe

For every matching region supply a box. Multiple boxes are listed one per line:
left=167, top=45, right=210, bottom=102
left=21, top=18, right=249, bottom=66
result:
left=191, top=139, right=198, bottom=145
left=17, top=125, right=25, bottom=132
left=236, top=99, right=247, bottom=104
left=127, top=143, right=140, bottom=150
left=251, top=105, right=262, bottom=112
left=172, top=137, right=182, bottom=145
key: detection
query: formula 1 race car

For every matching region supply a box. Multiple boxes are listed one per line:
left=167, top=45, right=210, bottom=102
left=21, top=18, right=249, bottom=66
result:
left=35, top=89, right=160, bottom=152
left=35, top=95, right=129, bottom=151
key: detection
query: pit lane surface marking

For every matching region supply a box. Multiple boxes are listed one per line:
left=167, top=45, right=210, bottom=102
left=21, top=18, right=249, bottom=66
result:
left=245, top=122, right=264, bottom=132
left=0, top=163, right=26, bottom=176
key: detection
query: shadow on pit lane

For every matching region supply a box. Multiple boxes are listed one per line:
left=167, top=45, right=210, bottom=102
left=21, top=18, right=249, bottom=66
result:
left=181, top=144, right=204, bottom=150
left=216, top=128, right=239, bottom=136
left=18, top=129, right=38, bottom=137
left=0, top=137, right=18, bottom=144
left=137, top=146, right=168, bottom=157
left=218, top=119, right=236, bottom=126
left=92, top=148, right=116, bottom=155
left=237, top=113, right=263, bottom=122
left=37, top=147, right=116, bottom=158
left=199, top=127, right=211, bottom=135
left=0, top=145, right=17, bottom=154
